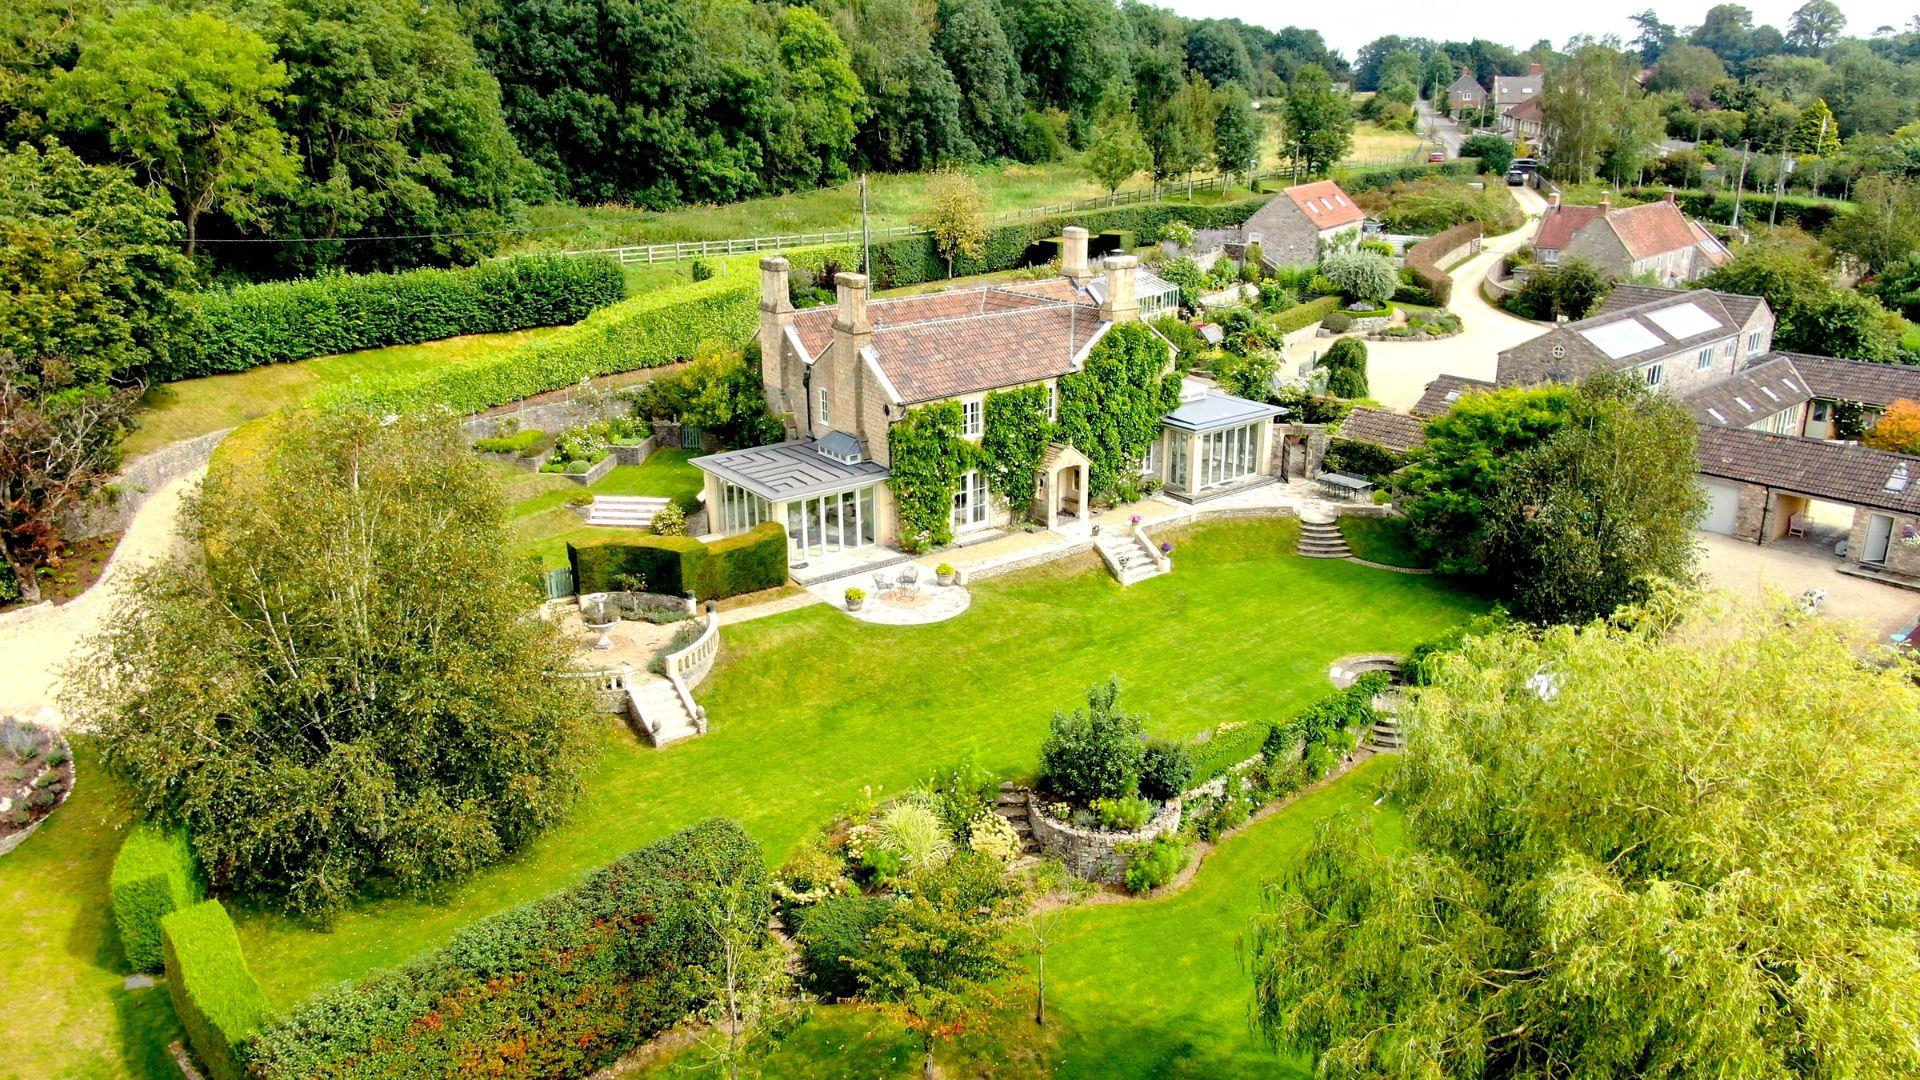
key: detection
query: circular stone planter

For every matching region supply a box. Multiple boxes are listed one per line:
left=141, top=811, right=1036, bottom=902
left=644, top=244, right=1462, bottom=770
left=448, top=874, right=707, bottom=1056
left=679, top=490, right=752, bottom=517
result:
left=1024, top=793, right=1182, bottom=885
left=0, top=727, right=76, bottom=859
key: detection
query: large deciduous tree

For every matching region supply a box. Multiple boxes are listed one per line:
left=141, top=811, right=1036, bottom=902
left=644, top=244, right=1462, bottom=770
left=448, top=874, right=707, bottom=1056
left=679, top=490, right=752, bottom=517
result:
left=1251, top=596, right=1920, bottom=1076
left=1280, top=64, right=1351, bottom=178
left=933, top=0, right=1025, bottom=159
left=1828, top=173, right=1920, bottom=277
left=771, top=7, right=867, bottom=189
left=1083, top=110, right=1151, bottom=193
left=1542, top=43, right=1633, bottom=183
left=1701, top=238, right=1903, bottom=361
left=70, top=408, right=596, bottom=918
left=1211, top=85, right=1260, bottom=189
left=45, top=7, right=294, bottom=254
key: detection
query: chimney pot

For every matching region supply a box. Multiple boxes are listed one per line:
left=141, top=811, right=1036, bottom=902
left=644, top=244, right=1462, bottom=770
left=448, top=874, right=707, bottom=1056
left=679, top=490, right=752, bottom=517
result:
left=1599, top=191, right=1611, bottom=212
left=1062, top=225, right=1091, bottom=286
left=1529, top=62, right=1543, bottom=74
left=834, top=272, right=870, bottom=336
left=760, top=256, right=793, bottom=314
left=1664, top=188, right=1676, bottom=204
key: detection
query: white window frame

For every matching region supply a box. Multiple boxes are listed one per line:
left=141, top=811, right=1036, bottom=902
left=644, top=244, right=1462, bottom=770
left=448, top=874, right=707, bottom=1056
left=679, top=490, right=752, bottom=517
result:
left=818, top=386, right=831, bottom=426
left=951, top=470, right=990, bottom=531
left=1747, top=331, right=1763, bottom=358
left=961, top=399, right=983, bottom=438
left=1643, top=362, right=1664, bottom=388
left=1696, top=347, right=1713, bottom=371
left=1047, top=384, right=1058, bottom=423
left=718, top=481, right=770, bottom=535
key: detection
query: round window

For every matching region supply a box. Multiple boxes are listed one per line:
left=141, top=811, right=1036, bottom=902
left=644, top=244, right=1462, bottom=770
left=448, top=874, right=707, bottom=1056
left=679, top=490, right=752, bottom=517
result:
left=1551, top=344, right=1566, bottom=359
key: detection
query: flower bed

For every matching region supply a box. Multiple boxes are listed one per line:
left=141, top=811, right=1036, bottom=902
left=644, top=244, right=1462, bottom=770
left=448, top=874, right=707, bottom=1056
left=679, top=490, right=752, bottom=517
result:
left=0, top=718, right=74, bottom=857
left=1025, top=793, right=1182, bottom=884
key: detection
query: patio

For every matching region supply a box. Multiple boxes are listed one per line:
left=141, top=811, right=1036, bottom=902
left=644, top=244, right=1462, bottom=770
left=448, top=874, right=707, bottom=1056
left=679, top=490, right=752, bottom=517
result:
left=809, top=565, right=974, bottom=625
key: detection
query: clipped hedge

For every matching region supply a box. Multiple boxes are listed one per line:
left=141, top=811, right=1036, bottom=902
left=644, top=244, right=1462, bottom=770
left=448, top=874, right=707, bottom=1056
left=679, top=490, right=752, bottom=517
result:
left=1334, top=160, right=1475, bottom=193
left=1622, top=187, right=1849, bottom=234
left=110, top=824, right=202, bottom=972
left=248, top=819, right=765, bottom=1080
left=570, top=521, right=785, bottom=600
left=162, top=900, right=273, bottom=1080
left=1269, top=294, right=1343, bottom=335
left=168, top=254, right=626, bottom=382
left=327, top=261, right=758, bottom=416
left=1189, top=721, right=1272, bottom=785
left=1403, top=222, right=1481, bottom=308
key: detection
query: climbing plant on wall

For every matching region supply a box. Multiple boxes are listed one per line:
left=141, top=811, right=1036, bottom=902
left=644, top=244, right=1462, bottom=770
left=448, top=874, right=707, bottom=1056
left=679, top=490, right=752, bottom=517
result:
left=980, top=385, right=1053, bottom=520
left=1057, top=323, right=1181, bottom=496
left=887, top=401, right=968, bottom=552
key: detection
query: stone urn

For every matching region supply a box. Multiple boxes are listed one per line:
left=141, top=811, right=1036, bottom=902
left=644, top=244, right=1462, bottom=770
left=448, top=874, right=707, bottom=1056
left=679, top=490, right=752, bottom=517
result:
left=935, top=563, right=956, bottom=587
left=845, top=588, right=866, bottom=612
left=581, top=595, right=618, bottom=651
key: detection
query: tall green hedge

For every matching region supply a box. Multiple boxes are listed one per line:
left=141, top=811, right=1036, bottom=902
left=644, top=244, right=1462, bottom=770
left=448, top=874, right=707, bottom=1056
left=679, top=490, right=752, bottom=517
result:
left=166, top=254, right=626, bottom=381
left=110, top=824, right=202, bottom=972
left=1617, top=187, right=1848, bottom=233
left=1269, top=295, right=1343, bottom=335
left=569, top=521, right=785, bottom=599
left=248, top=819, right=765, bottom=1080
left=327, top=261, right=758, bottom=415
left=1331, top=160, right=1475, bottom=192
left=1404, top=222, right=1481, bottom=307
left=161, top=900, right=273, bottom=1080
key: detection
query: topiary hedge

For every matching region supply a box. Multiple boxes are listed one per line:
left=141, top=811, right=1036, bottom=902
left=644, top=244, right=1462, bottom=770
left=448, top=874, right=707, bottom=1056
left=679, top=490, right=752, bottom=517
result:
left=1268, top=294, right=1342, bottom=336
left=248, top=819, right=765, bottom=1080
left=161, top=900, right=273, bottom=1080
left=1403, top=222, right=1481, bottom=308
left=327, top=260, right=758, bottom=416
left=110, top=824, right=203, bottom=972
left=166, top=254, right=626, bottom=382
left=569, top=521, right=785, bottom=600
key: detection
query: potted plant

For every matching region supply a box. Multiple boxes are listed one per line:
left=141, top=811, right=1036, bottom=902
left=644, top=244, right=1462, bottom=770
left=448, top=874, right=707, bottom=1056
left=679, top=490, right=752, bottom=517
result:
left=844, top=587, right=866, bottom=612
left=935, top=563, right=956, bottom=586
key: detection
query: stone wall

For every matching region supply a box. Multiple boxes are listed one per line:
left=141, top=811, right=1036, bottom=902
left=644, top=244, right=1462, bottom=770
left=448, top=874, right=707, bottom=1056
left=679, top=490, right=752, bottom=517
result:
left=461, top=393, right=634, bottom=442
left=1024, top=792, right=1182, bottom=885
left=66, top=427, right=233, bottom=540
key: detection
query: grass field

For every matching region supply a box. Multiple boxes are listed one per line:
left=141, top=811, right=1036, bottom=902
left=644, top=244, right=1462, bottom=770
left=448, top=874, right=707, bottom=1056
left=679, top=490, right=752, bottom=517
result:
left=1347, top=120, right=1427, bottom=164
left=495, top=451, right=708, bottom=569
left=1338, top=516, right=1432, bottom=569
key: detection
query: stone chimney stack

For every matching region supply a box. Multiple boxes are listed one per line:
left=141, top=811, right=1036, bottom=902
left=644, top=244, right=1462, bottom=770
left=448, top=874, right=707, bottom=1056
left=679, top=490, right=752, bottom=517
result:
left=1664, top=188, right=1677, bottom=204
left=834, top=271, right=871, bottom=339
left=1599, top=191, right=1612, bottom=212
left=1062, top=225, right=1092, bottom=286
left=1529, top=62, right=1543, bottom=74
left=758, top=256, right=796, bottom=416
left=1099, top=254, right=1139, bottom=323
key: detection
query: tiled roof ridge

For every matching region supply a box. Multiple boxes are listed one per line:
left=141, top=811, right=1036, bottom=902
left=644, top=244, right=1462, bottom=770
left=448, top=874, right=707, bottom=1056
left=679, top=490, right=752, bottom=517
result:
left=870, top=298, right=1080, bottom=335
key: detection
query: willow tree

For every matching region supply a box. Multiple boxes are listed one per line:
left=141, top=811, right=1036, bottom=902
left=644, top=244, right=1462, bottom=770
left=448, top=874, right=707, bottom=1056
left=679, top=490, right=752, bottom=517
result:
left=1250, top=597, right=1920, bottom=1076
left=70, top=408, right=595, bottom=918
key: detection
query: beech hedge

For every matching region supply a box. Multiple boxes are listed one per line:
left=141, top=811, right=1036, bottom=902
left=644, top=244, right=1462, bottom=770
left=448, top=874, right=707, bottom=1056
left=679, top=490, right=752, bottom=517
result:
left=162, top=900, right=273, bottom=1080
left=569, top=521, right=786, bottom=600
left=326, top=262, right=758, bottom=415
left=248, top=819, right=765, bottom=1080
left=110, top=824, right=203, bottom=972
left=167, top=254, right=626, bottom=381
left=1269, top=295, right=1343, bottom=335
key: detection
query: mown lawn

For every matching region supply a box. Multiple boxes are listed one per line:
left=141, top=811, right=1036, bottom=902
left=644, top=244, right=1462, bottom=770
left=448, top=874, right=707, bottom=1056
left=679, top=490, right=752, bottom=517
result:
left=496, top=450, right=709, bottom=570
left=740, top=756, right=1403, bottom=1079
left=1, top=519, right=1476, bottom=1076
left=1339, top=516, right=1433, bottom=570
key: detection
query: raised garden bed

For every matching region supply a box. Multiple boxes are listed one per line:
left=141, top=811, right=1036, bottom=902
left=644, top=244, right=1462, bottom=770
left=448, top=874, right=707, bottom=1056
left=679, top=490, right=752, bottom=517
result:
left=0, top=719, right=74, bottom=857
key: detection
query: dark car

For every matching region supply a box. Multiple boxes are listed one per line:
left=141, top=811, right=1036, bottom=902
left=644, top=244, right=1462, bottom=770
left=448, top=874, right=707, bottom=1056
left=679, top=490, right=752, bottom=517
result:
left=1509, top=157, right=1540, bottom=172
left=1506, top=168, right=1525, bottom=185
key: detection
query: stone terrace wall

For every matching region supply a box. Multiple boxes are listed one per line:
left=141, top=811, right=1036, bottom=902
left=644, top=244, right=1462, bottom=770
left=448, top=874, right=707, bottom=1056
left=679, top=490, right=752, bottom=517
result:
left=66, top=427, right=232, bottom=540
left=1025, top=792, right=1181, bottom=884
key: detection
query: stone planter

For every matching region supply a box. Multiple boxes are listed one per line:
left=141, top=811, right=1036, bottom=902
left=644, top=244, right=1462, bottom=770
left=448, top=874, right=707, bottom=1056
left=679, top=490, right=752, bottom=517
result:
left=475, top=449, right=541, bottom=472
left=846, top=596, right=865, bottom=612
left=936, top=571, right=955, bottom=587
left=1025, top=792, right=1182, bottom=885
left=562, top=454, right=619, bottom=487
left=611, top=438, right=656, bottom=467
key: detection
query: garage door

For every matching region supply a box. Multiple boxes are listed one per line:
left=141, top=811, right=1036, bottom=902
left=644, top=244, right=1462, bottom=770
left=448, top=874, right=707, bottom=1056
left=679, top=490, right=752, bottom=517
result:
left=1698, top=480, right=1741, bottom=535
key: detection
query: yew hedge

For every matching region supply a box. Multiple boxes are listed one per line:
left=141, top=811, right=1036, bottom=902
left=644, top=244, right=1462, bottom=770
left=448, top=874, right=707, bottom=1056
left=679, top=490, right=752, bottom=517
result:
left=167, top=255, right=626, bottom=381
left=247, top=819, right=765, bottom=1080
left=110, top=824, right=202, bottom=972
left=162, top=900, right=273, bottom=1080
left=1403, top=222, right=1481, bottom=308
left=569, top=521, right=785, bottom=600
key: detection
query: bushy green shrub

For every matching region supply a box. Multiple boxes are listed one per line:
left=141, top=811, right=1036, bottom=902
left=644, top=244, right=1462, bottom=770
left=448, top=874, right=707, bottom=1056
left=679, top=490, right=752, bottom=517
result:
left=1092, top=795, right=1153, bottom=832
left=1137, top=739, right=1194, bottom=801
left=796, top=896, right=892, bottom=999
left=1120, top=835, right=1189, bottom=893
left=1040, top=678, right=1147, bottom=804
left=110, top=824, right=203, bottom=972
left=471, top=429, right=545, bottom=454
left=249, top=819, right=765, bottom=1080
left=1188, top=722, right=1270, bottom=784
left=161, top=901, right=272, bottom=1080
left=570, top=522, right=784, bottom=600
left=1321, top=337, right=1370, bottom=399
left=171, top=254, right=625, bottom=381
left=1323, top=438, right=1405, bottom=481
left=649, top=502, right=687, bottom=536
left=1269, top=295, right=1342, bottom=335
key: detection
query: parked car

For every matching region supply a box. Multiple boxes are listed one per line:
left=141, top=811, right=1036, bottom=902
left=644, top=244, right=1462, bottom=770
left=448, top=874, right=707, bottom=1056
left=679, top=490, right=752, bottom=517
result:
left=1509, top=157, right=1540, bottom=172
left=1506, top=168, right=1525, bottom=185
left=1427, top=151, right=1446, bottom=163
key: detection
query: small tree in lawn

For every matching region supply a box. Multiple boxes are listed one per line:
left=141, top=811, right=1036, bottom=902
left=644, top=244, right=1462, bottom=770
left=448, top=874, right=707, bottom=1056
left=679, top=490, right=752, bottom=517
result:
left=1084, top=111, right=1151, bottom=194
left=1039, top=677, right=1146, bottom=803
left=694, top=876, right=792, bottom=1080
left=1864, top=399, right=1920, bottom=455
left=1022, top=858, right=1092, bottom=1027
left=0, top=352, right=138, bottom=604
left=920, top=170, right=988, bottom=279
left=1319, top=338, right=1369, bottom=399
left=1320, top=251, right=1398, bottom=309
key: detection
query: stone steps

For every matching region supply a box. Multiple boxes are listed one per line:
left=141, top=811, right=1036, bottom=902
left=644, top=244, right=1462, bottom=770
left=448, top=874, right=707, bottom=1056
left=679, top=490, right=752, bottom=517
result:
left=586, top=496, right=670, bottom=529
left=995, top=783, right=1041, bottom=853
left=1095, top=532, right=1169, bottom=585
left=628, top=679, right=701, bottom=746
left=1297, top=519, right=1352, bottom=559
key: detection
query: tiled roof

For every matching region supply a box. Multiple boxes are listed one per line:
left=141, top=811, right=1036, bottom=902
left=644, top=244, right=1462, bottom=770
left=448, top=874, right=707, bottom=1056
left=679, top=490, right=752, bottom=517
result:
left=1597, top=284, right=1682, bottom=313
left=1697, top=425, right=1920, bottom=515
left=790, top=285, right=1083, bottom=358
left=1413, top=374, right=1496, bottom=417
left=1606, top=200, right=1698, bottom=260
left=1686, top=356, right=1812, bottom=426
left=870, top=303, right=1101, bottom=404
left=1533, top=204, right=1602, bottom=251
left=1448, top=71, right=1484, bottom=95
left=1282, top=180, right=1365, bottom=230
left=1493, top=72, right=1543, bottom=107
left=1689, top=220, right=1731, bottom=267
left=1770, top=351, right=1920, bottom=409
left=1505, top=97, right=1545, bottom=122
left=1339, top=407, right=1427, bottom=453
left=1506, top=288, right=1740, bottom=378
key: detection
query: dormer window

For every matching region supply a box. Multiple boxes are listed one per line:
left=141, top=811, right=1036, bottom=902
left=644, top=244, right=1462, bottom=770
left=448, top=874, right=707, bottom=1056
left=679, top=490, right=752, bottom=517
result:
left=818, top=430, right=863, bottom=465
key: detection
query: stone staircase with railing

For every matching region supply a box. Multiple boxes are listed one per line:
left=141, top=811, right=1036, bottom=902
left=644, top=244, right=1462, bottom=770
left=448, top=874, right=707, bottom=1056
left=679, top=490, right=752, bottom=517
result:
left=1296, top=515, right=1352, bottom=559
left=586, top=495, right=670, bottom=529
left=627, top=677, right=703, bottom=746
left=1095, top=526, right=1170, bottom=586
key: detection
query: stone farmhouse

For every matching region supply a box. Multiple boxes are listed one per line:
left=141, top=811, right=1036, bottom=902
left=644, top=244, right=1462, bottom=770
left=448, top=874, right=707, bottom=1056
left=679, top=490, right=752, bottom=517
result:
left=1494, top=285, right=1775, bottom=399
left=1504, top=97, right=1545, bottom=145
left=691, top=226, right=1280, bottom=572
left=1238, top=180, right=1365, bottom=267
left=1530, top=191, right=1729, bottom=285
left=1493, top=64, right=1544, bottom=132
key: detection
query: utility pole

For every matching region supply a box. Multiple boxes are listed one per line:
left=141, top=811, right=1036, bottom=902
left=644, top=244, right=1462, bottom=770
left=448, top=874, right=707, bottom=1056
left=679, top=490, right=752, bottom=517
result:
left=1770, top=145, right=1789, bottom=227
left=1731, top=141, right=1751, bottom=229
left=860, top=174, right=871, bottom=277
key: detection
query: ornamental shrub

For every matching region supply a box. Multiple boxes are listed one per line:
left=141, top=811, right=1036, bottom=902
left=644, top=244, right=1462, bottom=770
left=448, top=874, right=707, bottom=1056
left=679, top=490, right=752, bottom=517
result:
left=796, top=896, right=891, bottom=999
left=1137, top=739, right=1195, bottom=801
left=1039, top=678, right=1147, bottom=804
left=1120, top=835, right=1189, bottom=893
left=1321, top=338, right=1370, bottom=399
left=472, top=429, right=544, bottom=454
left=172, top=254, right=625, bottom=381
left=1092, top=795, right=1153, bottom=832
left=110, top=824, right=203, bottom=972
left=1320, top=251, right=1399, bottom=308
left=649, top=502, right=687, bottom=536
left=249, top=819, right=765, bottom=1080
left=161, top=901, right=271, bottom=1080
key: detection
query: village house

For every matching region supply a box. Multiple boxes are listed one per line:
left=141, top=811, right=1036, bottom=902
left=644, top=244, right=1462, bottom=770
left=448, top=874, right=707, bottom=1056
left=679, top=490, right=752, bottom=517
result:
left=692, top=226, right=1279, bottom=574
left=1530, top=191, right=1729, bottom=284
left=1445, top=68, right=1486, bottom=114
left=1503, top=96, right=1545, bottom=146
left=1493, top=64, right=1544, bottom=132
left=1238, top=179, right=1366, bottom=267
left=1494, top=285, right=1775, bottom=398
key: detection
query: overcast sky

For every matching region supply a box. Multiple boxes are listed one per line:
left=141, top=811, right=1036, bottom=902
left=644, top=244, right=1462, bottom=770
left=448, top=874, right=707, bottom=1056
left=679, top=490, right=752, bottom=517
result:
left=1162, top=1, right=1916, bottom=60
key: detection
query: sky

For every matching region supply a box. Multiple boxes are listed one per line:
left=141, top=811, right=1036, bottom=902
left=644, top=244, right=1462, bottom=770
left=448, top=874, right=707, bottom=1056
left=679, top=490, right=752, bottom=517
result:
left=1163, top=0, right=1917, bottom=60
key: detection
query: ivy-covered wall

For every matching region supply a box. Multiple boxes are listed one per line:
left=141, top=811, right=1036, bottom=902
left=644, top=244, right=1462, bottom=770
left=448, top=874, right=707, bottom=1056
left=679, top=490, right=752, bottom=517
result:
left=1057, top=323, right=1181, bottom=497
left=886, top=401, right=968, bottom=552
left=980, top=385, right=1052, bottom=515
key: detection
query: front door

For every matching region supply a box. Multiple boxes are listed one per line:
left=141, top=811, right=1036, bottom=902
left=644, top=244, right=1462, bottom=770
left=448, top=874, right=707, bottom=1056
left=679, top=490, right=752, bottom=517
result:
left=1865, top=513, right=1895, bottom=564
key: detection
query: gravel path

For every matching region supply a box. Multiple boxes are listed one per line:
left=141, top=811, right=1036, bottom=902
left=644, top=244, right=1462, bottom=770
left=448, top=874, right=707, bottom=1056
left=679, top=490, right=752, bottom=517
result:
left=0, top=469, right=204, bottom=729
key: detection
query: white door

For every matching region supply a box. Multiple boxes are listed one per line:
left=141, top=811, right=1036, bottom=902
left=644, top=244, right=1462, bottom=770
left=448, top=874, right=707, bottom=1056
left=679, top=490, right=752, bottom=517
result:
left=1698, top=481, right=1741, bottom=535
left=1865, top=513, right=1895, bottom=564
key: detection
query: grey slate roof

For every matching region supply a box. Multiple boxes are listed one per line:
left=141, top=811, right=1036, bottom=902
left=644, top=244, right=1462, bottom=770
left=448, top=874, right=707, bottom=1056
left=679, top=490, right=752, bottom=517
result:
left=1338, top=407, right=1427, bottom=453
left=1161, top=387, right=1284, bottom=432
left=1686, top=356, right=1812, bottom=426
left=1413, top=374, right=1496, bottom=417
left=1697, top=426, right=1920, bottom=515
left=1768, top=351, right=1920, bottom=409
left=692, top=439, right=888, bottom=501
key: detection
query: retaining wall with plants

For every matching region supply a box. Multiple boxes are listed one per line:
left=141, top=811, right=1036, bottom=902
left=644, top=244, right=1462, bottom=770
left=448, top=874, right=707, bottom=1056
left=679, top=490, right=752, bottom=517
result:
left=1024, top=792, right=1182, bottom=884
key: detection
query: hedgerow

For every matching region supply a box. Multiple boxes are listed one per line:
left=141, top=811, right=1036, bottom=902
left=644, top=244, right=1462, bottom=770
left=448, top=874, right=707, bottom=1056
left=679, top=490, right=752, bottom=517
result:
left=1057, top=322, right=1181, bottom=496
left=248, top=819, right=765, bottom=1080
left=1268, top=295, right=1342, bottom=335
left=166, top=254, right=625, bottom=381
left=110, top=824, right=202, bottom=972
left=327, top=261, right=758, bottom=416
left=1403, top=222, right=1481, bottom=308
left=161, top=900, right=272, bottom=1080
left=568, top=521, right=785, bottom=600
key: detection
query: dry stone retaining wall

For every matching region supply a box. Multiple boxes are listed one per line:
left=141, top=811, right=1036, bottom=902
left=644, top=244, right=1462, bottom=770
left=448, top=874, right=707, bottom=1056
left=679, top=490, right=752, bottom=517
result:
left=1024, top=792, right=1182, bottom=884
